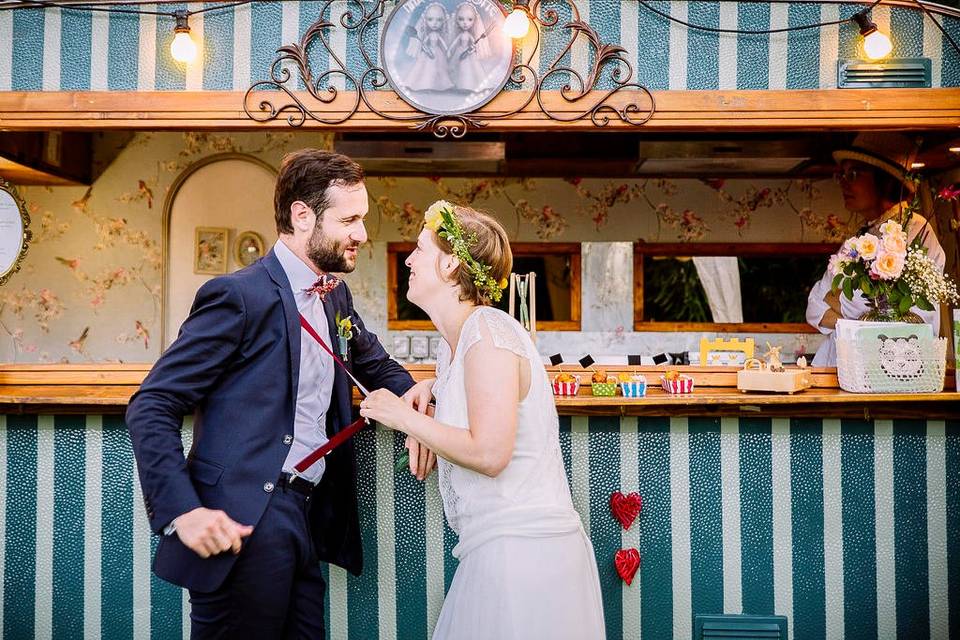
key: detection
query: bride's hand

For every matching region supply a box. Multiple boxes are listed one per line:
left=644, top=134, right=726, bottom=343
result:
left=402, top=378, right=435, bottom=416
left=401, top=379, right=438, bottom=479
left=359, top=389, right=412, bottom=431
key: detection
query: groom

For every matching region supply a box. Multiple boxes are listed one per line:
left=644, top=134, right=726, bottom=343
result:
left=126, top=149, right=434, bottom=638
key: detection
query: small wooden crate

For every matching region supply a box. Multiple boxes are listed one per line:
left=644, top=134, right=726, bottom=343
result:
left=737, top=360, right=813, bottom=394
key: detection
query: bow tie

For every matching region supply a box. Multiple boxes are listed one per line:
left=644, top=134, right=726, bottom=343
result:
left=303, top=274, right=341, bottom=301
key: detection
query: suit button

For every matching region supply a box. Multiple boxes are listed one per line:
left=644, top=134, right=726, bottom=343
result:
left=263, top=482, right=275, bottom=493
left=283, top=434, right=293, bottom=445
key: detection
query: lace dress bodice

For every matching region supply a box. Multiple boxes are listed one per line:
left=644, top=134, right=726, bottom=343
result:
left=432, top=307, right=579, bottom=558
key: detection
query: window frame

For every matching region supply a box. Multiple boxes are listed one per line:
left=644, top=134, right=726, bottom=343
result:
left=633, top=242, right=838, bottom=334
left=387, top=242, right=582, bottom=331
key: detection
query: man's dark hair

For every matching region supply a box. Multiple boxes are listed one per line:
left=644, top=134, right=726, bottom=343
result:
left=274, top=149, right=365, bottom=235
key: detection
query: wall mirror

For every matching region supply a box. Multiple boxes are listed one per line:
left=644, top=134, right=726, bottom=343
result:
left=0, top=178, right=32, bottom=287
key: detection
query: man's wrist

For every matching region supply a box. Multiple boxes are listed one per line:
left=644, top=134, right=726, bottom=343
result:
left=163, top=512, right=186, bottom=536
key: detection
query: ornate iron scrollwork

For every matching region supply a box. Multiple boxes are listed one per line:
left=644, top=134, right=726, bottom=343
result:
left=243, top=0, right=656, bottom=137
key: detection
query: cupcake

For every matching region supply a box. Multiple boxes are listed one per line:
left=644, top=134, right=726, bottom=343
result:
left=552, top=372, right=581, bottom=396
left=620, top=374, right=647, bottom=398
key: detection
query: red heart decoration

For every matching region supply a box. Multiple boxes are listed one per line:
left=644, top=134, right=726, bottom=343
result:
left=610, top=491, right=642, bottom=530
left=615, top=548, right=641, bottom=585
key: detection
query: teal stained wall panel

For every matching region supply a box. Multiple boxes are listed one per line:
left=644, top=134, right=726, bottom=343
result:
left=0, top=414, right=958, bottom=638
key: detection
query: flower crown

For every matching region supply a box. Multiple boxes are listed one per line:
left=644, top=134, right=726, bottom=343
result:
left=423, top=200, right=508, bottom=303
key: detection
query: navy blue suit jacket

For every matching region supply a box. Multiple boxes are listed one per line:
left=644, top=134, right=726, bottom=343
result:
left=126, top=249, right=414, bottom=592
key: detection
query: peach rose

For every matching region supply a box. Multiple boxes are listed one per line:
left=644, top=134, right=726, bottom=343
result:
left=879, top=220, right=903, bottom=237
left=855, top=233, right=879, bottom=260
left=881, top=231, right=907, bottom=256
left=871, top=250, right=905, bottom=280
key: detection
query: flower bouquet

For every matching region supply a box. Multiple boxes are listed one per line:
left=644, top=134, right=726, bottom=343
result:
left=829, top=218, right=958, bottom=320
left=829, top=199, right=956, bottom=393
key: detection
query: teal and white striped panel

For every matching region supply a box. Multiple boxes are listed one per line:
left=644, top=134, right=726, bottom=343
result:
left=0, top=1, right=957, bottom=92
left=1, top=413, right=958, bottom=639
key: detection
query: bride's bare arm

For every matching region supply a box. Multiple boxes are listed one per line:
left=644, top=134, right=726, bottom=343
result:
left=360, top=339, right=520, bottom=477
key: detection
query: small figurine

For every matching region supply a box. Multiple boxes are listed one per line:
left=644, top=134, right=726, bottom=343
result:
left=763, top=342, right=784, bottom=373
left=796, top=355, right=808, bottom=369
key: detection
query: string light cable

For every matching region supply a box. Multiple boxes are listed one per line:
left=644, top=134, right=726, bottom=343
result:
left=3, top=0, right=959, bottom=58
left=632, top=0, right=960, bottom=57
left=7, top=0, right=252, bottom=16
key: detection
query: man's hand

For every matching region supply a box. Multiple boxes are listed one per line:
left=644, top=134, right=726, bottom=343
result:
left=173, top=507, right=253, bottom=559
left=401, top=379, right=437, bottom=480
left=405, top=435, right=436, bottom=481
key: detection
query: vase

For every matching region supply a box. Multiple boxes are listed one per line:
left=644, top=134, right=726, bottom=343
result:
left=858, top=294, right=924, bottom=323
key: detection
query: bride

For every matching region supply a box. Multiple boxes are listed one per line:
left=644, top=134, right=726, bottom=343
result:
left=359, top=201, right=605, bottom=639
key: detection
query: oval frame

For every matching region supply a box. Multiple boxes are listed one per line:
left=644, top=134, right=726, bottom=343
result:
left=0, top=178, right=32, bottom=287
left=234, top=230, right=266, bottom=267
left=379, top=0, right=515, bottom=117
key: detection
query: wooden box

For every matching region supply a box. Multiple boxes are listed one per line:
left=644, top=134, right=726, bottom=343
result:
left=737, top=361, right=813, bottom=394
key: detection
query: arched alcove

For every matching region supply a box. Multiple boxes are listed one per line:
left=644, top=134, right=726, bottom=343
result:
left=162, top=154, right=277, bottom=349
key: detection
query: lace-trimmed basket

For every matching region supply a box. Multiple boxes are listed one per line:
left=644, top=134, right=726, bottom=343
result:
left=836, top=336, right=947, bottom=393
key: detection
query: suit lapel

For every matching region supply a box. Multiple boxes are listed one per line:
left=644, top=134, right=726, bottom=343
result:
left=263, top=250, right=301, bottom=407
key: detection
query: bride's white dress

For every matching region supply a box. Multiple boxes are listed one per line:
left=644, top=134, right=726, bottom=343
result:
left=430, top=307, right=606, bottom=640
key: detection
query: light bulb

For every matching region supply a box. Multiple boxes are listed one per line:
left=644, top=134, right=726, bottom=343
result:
left=503, top=8, right=530, bottom=39
left=171, top=31, right=197, bottom=64
left=863, top=30, right=892, bottom=60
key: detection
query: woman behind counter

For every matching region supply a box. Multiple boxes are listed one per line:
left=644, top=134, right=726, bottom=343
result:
left=806, top=132, right=946, bottom=366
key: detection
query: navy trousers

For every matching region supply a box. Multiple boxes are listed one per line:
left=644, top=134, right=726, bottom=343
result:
left=188, top=483, right=326, bottom=639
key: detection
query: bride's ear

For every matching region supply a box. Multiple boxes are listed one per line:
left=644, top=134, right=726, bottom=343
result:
left=438, top=254, right=460, bottom=279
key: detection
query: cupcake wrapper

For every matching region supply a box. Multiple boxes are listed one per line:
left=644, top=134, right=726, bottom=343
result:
left=591, top=382, right=618, bottom=396
left=620, top=381, right=647, bottom=397
left=661, top=377, right=695, bottom=393
left=552, top=380, right=580, bottom=396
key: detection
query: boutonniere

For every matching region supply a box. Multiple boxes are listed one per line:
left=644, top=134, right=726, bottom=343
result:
left=335, top=312, right=358, bottom=361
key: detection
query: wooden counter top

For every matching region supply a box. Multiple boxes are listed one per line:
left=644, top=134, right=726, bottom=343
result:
left=1, top=363, right=957, bottom=418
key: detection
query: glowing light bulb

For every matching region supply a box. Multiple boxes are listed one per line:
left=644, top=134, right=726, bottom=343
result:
left=171, top=31, right=197, bottom=64
left=170, top=11, right=197, bottom=64
left=863, top=30, right=892, bottom=60
left=503, top=8, right=530, bottom=39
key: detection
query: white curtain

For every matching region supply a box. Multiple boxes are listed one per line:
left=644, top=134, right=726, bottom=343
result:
left=692, top=256, right=743, bottom=323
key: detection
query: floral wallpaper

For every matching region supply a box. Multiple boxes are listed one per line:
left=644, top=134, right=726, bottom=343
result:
left=367, top=174, right=857, bottom=244
left=1, top=131, right=954, bottom=363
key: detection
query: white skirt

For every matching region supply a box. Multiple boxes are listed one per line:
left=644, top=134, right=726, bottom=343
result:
left=432, top=529, right=606, bottom=640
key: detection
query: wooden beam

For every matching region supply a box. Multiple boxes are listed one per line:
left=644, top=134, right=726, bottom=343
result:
left=2, top=89, right=959, bottom=131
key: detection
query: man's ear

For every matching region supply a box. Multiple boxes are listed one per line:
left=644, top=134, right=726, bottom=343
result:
left=289, top=201, right=315, bottom=233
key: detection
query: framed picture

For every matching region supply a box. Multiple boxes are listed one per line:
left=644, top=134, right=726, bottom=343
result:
left=235, top=231, right=265, bottom=268
left=380, top=0, right=515, bottom=116
left=0, top=178, right=32, bottom=287
left=194, top=227, right=229, bottom=275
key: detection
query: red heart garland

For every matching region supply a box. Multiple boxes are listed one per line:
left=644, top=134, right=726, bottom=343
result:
left=615, top=548, right=641, bottom=585
left=610, top=491, right=642, bottom=530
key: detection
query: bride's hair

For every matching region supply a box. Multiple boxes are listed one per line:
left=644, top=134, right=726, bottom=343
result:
left=434, top=205, right=512, bottom=306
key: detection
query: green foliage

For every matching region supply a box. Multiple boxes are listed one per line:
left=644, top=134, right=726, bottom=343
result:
left=644, top=258, right=710, bottom=322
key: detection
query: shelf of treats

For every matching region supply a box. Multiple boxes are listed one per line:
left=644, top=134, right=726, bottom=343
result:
left=0, top=363, right=956, bottom=418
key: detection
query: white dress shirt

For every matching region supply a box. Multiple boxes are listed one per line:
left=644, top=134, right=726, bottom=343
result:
left=274, top=239, right=336, bottom=484
left=806, top=204, right=945, bottom=366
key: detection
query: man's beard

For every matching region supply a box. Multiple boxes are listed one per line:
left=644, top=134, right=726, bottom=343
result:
left=306, top=225, right=356, bottom=273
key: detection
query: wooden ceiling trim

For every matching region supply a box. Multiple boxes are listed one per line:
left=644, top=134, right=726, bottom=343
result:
left=1, top=89, right=959, bottom=131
